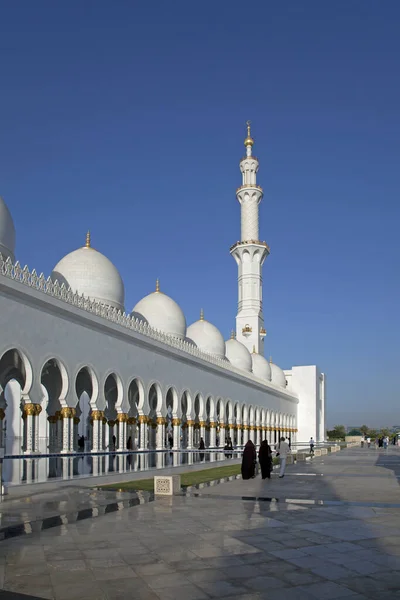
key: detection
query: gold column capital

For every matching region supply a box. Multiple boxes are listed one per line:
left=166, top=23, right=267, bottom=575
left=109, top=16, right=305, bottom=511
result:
left=171, top=418, right=181, bottom=426
left=91, top=410, right=104, bottom=421
left=116, top=413, right=129, bottom=423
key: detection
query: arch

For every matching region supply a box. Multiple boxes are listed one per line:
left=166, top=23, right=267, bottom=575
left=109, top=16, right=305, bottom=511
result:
left=75, top=365, right=99, bottom=407
left=104, top=372, right=123, bottom=420
left=166, top=386, right=179, bottom=416
left=127, top=376, right=145, bottom=413
left=193, top=392, right=204, bottom=419
left=148, top=381, right=163, bottom=416
left=225, top=399, right=233, bottom=423
left=248, top=405, right=254, bottom=425
left=234, top=401, right=241, bottom=424
left=242, top=403, right=248, bottom=424
left=40, top=357, right=68, bottom=411
left=0, top=347, right=33, bottom=396
left=180, top=389, right=192, bottom=418
left=205, top=395, right=215, bottom=420
left=215, top=397, right=224, bottom=422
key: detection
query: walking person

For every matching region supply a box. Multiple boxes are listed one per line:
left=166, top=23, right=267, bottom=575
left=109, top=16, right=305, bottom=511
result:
left=366, top=436, right=371, bottom=449
left=258, top=440, right=273, bottom=479
left=276, top=436, right=291, bottom=478
left=241, top=440, right=257, bottom=480
left=309, top=437, right=315, bottom=455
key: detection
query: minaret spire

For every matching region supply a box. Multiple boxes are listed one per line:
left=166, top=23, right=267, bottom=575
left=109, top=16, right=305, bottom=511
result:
left=85, top=230, right=91, bottom=248
left=230, top=122, right=270, bottom=355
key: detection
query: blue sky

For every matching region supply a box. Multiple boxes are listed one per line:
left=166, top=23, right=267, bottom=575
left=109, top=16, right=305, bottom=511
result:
left=0, top=1, right=399, bottom=427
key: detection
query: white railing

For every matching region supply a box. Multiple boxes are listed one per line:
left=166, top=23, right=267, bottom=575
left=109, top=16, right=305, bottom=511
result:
left=0, top=254, right=294, bottom=398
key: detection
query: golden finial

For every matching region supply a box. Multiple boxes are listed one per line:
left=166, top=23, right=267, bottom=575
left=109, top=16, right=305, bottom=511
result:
left=155, top=278, right=160, bottom=293
left=269, top=356, right=273, bottom=364
left=244, top=120, right=254, bottom=147
left=200, top=308, right=204, bottom=321
left=230, top=330, right=235, bottom=340
left=252, top=345, right=256, bottom=354
left=85, top=230, right=91, bottom=248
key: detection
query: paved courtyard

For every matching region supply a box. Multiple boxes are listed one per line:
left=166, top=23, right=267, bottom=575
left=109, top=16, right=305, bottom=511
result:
left=0, top=446, right=400, bottom=599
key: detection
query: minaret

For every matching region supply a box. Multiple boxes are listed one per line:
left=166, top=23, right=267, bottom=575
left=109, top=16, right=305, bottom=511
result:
left=230, top=122, right=269, bottom=355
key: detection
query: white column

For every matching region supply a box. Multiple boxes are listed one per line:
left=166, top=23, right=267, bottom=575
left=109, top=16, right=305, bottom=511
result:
left=117, top=414, right=128, bottom=452
left=156, top=417, right=165, bottom=450
left=25, top=409, right=35, bottom=454
left=187, top=420, right=194, bottom=450
left=172, top=418, right=181, bottom=450
left=138, top=416, right=147, bottom=450
left=229, top=424, right=235, bottom=443
left=219, top=423, right=226, bottom=448
left=199, top=421, right=206, bottom=444
left=91, top=411, right=104, bottom=452
left=209, top=423, right=217, bottom=447
left=34, top=405, right=42, bottom=453
left=243, top=424, right=249, bottom=445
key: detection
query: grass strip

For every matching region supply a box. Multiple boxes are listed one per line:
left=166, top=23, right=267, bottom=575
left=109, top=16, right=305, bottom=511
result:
left=97, top=457, right=280, bottom=493
left=99, top=463, right=242, bottom=493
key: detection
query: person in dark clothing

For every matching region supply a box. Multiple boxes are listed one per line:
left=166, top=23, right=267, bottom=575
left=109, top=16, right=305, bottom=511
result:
left=258, top=440, right=273, bottom=479
left=126, top=436, right=133, bottom=450
left=199, top=437, right=205, bottom=450
left=241, top=440, right=257, bottom=480
left=112, top=434, right=116, bottom=449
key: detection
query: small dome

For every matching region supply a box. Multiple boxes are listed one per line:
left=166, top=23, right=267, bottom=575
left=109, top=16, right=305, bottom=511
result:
left=52, top=233, right=125, bottom=311
left=251, top=352, right=272, bottom=381
left=270, top=362, right=287, bottom=388
left=225, top=335, right=252, bottom=372
left=132, top=280, right=186, bottom=339
left=187, top=311, right=225, bottom=358
left=0, top=196, right=16, bottom=261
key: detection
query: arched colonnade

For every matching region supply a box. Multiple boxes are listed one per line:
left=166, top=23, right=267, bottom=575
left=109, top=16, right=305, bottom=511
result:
left=0, top=348, right=298, bottom=454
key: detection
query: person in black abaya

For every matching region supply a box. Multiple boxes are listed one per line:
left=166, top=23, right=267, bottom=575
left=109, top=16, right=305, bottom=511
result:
left=258, top=440, right=273, bottom=479
left=241, top=440, right=256, bottom=480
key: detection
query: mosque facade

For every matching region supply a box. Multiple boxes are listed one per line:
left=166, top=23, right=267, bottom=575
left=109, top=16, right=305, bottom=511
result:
left=0, top=125, right=326, bottom=463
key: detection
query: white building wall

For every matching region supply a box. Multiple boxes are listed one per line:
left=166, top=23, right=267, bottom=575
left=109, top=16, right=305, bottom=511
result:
left=288, top=365, right=326, bottom=443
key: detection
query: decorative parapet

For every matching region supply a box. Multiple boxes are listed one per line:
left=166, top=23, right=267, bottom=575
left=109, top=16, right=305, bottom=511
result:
left=230, top=240, right=270, bottom=253
left=0, top=254, right=295, bottom=401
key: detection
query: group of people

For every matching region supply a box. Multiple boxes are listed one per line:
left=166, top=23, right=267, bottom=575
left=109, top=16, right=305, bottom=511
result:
left=361, top=435, right=397, bottom=450
left=241, top=436, right=291, bottom=480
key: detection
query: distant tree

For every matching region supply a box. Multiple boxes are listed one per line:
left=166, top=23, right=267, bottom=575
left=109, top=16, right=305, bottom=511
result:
left=368, top=429, right=378, bottom=439
left=380, top=427, right=391, bottom=437
left=360, top=425, right=369, bottom=437
left=347, top=429, right=361, bottom=436
left=327, top=425, right=346, bottom=440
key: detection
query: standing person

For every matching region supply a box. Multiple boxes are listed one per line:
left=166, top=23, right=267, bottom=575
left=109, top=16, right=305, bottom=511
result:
left=309, top=437, right=315, bottom=455
left=112, top=434, right=116, bottom=449
left=383, top=436, right=389, bottom=450
left=241, top=440, right=257, bottom=480
left=276, top=436, right=291, bottom=479
left=366, top=437, right=371, bottom=449
left=126, top=436, right=133, bottom=450
left=258, top=440, right=273, bottom=479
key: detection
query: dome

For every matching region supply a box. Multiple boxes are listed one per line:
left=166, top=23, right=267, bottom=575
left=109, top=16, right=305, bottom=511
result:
left=225, top=334, right=252, bottom=372
left=186, top=311, right=226, bottom=358
left=251, top=351, right=272, bottom=381
left=52, top=232, right=125, bottom=311
left=132, top=280, right=186, bottom=339
left=0, top=196, right=16, bottom=261
left=270, top=362, right=287, bottom=388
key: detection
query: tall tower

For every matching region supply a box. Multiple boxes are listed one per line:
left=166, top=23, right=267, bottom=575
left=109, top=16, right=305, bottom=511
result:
left=230, top=122, right=270, bottom=355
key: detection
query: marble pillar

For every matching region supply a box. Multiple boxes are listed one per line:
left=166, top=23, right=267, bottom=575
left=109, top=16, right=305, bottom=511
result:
left=116, top=413, right=128, bottom=451
left=91, top=410, right=104, bottom=452
left=156, top=417, right=166, bottom=450
left=209, top=422, right=217, bottom=447
left=172, top=418, right=181, bottom=450
left=199, top=421, right=206, bottom=445
left=219, top=423, right=225, bottom=448
left=242, top=424, right=249, bottom=446
left=186, top=420, right=194, bottom=450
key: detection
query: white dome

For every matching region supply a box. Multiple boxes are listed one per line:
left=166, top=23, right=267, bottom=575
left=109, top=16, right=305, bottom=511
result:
left=132, top=284, right=186, bottom=340
left=187, top=313, right=226, bottom=358
left=0, top=196, right=16, bottom=261
left=225, top=337, right=252, bottom=372
left=251, top=352, right=272, bottom=381
left=52, top=236, right=124, bottom=311
left=270, top=362, right=287, bottom=388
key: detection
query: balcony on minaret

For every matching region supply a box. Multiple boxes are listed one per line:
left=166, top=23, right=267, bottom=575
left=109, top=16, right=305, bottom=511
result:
left=242, top=324, right=252, bottom=337
left=260, top=327, right=267, bottom=338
